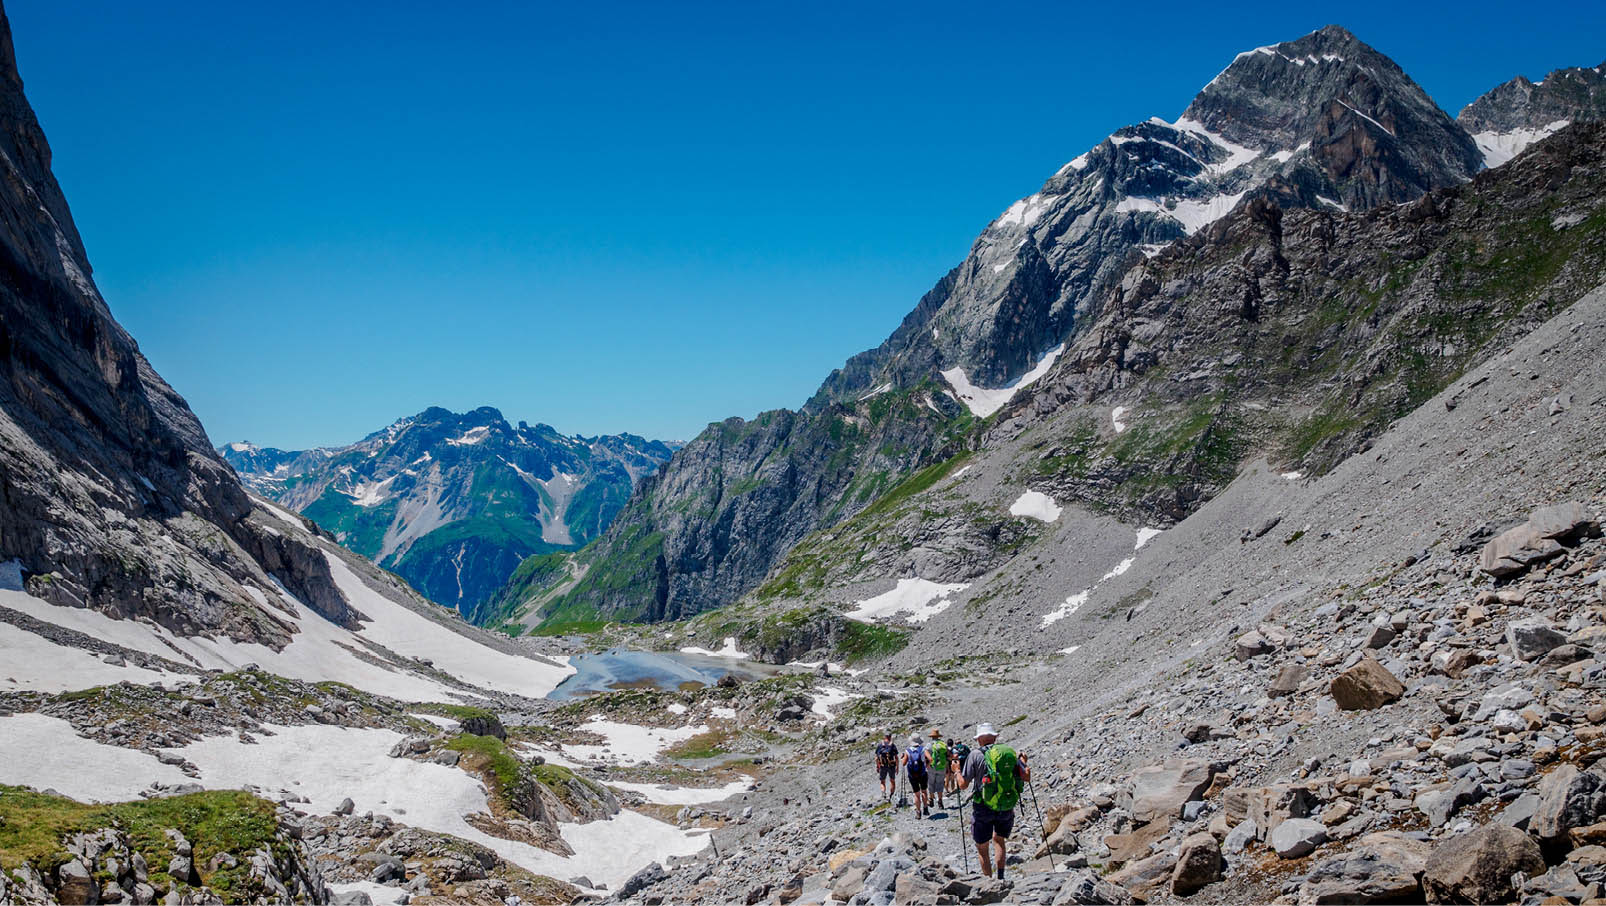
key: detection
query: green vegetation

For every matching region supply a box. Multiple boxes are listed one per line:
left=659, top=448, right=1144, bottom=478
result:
left=301, top=490, right=400, bottom=559
left=836, top=620, right=909, bottom=664
left=858, top=453, right=970, bottom=520
left=0, top=786, right=285, bottom=900
left=446, top=733, right=523, bottom=794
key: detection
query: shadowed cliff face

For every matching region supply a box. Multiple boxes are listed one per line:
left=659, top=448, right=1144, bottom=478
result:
left=0, top=6, right=355, bottom=641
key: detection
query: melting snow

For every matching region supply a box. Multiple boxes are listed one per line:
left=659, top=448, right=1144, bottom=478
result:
left=1059, top=645, right=1081, bottom=655
left=859, top=382, right=893, bottom=401
left=1135, top=527, right=1163, bottom=549
left=1041, top=590, right=1089, bottom=627
left=811, top=686, right=856, bottom=719
left=607, top=779, right=749, bottom=805
left=995, top=194, right=1053, bottom=229
left=1009, top=490, right=1062, bottom=523
left=940, top=344, right=1065, bottom=418
left=1116, top=191, right=1248, bottom=235
left=1282, top=471, right=1304, bottom=481
left=666, top=703, right=688, bottom=716
left=1111, top=406, right=1129, bottom=433
left=845, top=578, right=969, bottom=624
left=1472, top=120, right=1569, bottom=169
left=710, top=706, right=738, bottom=720
left=1316, top=196, right=1347, bottom=211
left=348, top=474, right=396, bottom=508
left=0, top=713, right=191, bottom=800
left=0, top=622, right=175, bottom=692
left=678, top=637, right=749, bottom=660
left=447, top=425, right=493, bottom=446
left=167, top=723, right=706, bottom=887
left=563, top=716, right=708, bottom=766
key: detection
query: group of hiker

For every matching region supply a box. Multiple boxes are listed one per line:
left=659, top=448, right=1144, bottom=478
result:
left=870, top=722, right=1030, bottom=880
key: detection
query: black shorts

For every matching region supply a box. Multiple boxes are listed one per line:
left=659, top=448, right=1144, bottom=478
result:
left=878, top=764, right=896, bottom=782
left=971, top=803, right=1014, bottom=844
left=907, top=771, right=928, bottom=792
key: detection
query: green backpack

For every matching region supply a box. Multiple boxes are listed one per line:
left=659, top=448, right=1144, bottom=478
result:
left=979, top=745, right=1022, bottom=811
left=929, top=739, right=949, bottom=772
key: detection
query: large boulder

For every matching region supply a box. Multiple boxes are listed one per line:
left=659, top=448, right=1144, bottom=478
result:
left=1119, top=759, right=1215, bottom=825
left=1330, top=658, right=1404, bottom=710
left=1052, top=872, right=1134, bottom=905
left=1171, top=833, right=1223, bottom=895
left=1507, top=618, right=1568, bottom=662
left=1480, top=502, right=1601, bottom=578
left=1298, top=832, right=1430, bottom=905
left=1532, top=763, right=1606, bottom=851
left=1269, top=818, right=1328, bottom=858
left=1244, top=784, right=1317, bottom=841
left=1106, top=851, right=1177, bottom=901
left=1422, top=825, right=1544, bottom=904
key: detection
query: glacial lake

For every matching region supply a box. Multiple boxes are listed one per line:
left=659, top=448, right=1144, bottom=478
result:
left=547, top=648, right=789, bottom=701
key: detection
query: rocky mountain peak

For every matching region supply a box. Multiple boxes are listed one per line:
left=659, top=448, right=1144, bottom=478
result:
left=1458, top=62, right=1606, bottom=167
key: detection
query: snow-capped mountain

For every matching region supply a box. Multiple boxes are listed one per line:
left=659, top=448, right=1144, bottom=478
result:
left=1459, top=61, right=1606, bottom=167
left=813, top=25, right=1482, bottom=409
left=550, top=25, right=1523, bottom=626
left=222, top=407, right=672, bottom=618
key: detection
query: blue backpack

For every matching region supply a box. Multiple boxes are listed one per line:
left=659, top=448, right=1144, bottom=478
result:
left=906, top=744, right=927, bottom=778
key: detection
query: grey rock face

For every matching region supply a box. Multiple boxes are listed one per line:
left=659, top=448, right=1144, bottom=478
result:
left=1421, top=824, right=1544, bottom=904
left=1459, top=62, right=1606, bottom=166
left=0, top=4, right=354, bottom=647
left=1268, top=818, right=1328, bottom=858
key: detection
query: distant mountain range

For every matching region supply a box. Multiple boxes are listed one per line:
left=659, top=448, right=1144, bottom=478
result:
left=221, top=407, right=672, bottom=617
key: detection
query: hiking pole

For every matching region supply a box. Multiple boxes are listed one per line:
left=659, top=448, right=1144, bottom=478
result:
left=957, top=793, right=969, bottom=874
left=1025, top=777, right=1057, bottom=872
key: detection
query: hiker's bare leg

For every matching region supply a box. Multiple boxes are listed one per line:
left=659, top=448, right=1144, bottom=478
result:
left=992, top=836, right=1007, bottom=874
left=975, top=841, right=991, bottom=877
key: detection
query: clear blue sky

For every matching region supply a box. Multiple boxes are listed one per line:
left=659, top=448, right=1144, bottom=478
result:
left=8, top=1, right=1603, bottom=448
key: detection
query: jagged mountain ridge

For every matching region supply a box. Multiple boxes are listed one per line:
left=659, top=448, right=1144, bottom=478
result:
left=517, top=24, right=1568, bottom=629
left=1459, top=61, right=1606, bottom=167
left=222, top=406, right=672, bottom=618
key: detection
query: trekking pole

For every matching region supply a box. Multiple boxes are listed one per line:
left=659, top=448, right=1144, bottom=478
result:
left=957, top=793, right=969, bottom=874
left=1025, top=777, right=1056, bottom=872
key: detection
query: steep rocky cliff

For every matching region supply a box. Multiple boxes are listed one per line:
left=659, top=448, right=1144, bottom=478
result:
left=222, top=407, right=671, bottom=617
left=0, top=6, right=360, bottom=642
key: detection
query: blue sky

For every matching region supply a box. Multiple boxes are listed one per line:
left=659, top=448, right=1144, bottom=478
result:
left=8, top=1, right=1604, bottom=448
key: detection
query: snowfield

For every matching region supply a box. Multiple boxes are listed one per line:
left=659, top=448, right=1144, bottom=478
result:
left=0, top=712, right=191, bottom=800
left=940, top=344, right=1065, bottom=418
left=1009, top=490, right=1062, bottom=523
left=562, top=715, right=709, bottom=766
left=678, top=636, right=750, bottom=659
left=844, top=578, right=969, bottom=624
left=0, top=620, right=176, bottom=692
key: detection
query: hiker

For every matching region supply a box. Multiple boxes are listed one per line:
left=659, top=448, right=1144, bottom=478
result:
left=901, top=734, right=931, bottom=817
left=948, top=736, right=970, bottom=801
left=944, top=736, right=964, bottom=801
left=927, top=728, right=950, bottom=809
left=959, top=722, right=1030, bottom=880
left=874, top=732, right=899, bottom=801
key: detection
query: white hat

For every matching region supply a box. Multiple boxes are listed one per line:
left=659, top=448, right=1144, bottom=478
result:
left=975, top=723, right=998, bottom=739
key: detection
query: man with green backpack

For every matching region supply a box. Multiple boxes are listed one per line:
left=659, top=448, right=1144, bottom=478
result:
left=926, top=729, right=950, bottom=810
left=959, top=722, right=1030, bottom=880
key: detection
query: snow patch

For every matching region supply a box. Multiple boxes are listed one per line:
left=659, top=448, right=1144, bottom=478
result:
left=1135, top=527, right=1163, bottom=549
left=810, top=686, right=856, bottom=719
left=1282, top=470, right=1304, bottom=481
left=1041, top=590, right=1089, bottom=627
left=1009, top=490, right=1062, bottom=523
left=710, top=706, right=737, bottom=720
left=0, top=622, right=175, bottom=692
left=1111, top=406, right=1129, bottom=433
left=1472, top=120, right=1569, bottom=169
left=678, top=637, right=749, bottom=660
left=563, top=716, right=708, bottom=766
left=447, top=425, right=493, bottom=446
left=845, top=577, right=969, bottom=624
left=1116, top=191, right=1248, bottom=235
left=940, top=344, right=1064, bottom=418
left=0, top=712, right=191, bottom=801
left=607, top=779, right=749, bottom=805
left=858, top=382, right=893, bottom=401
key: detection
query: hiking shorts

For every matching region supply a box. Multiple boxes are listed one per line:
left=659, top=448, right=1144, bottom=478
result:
left=907, top=770, right=928, bottom=793
left=878, top=764, right=896, bottom=782
left=971, top=803, right=1014, bottom=844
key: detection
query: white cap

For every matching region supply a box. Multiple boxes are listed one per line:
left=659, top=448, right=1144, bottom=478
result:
left=909, top=735, right=921, bottom=745
left=975, top=723, right=998, bottom=739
